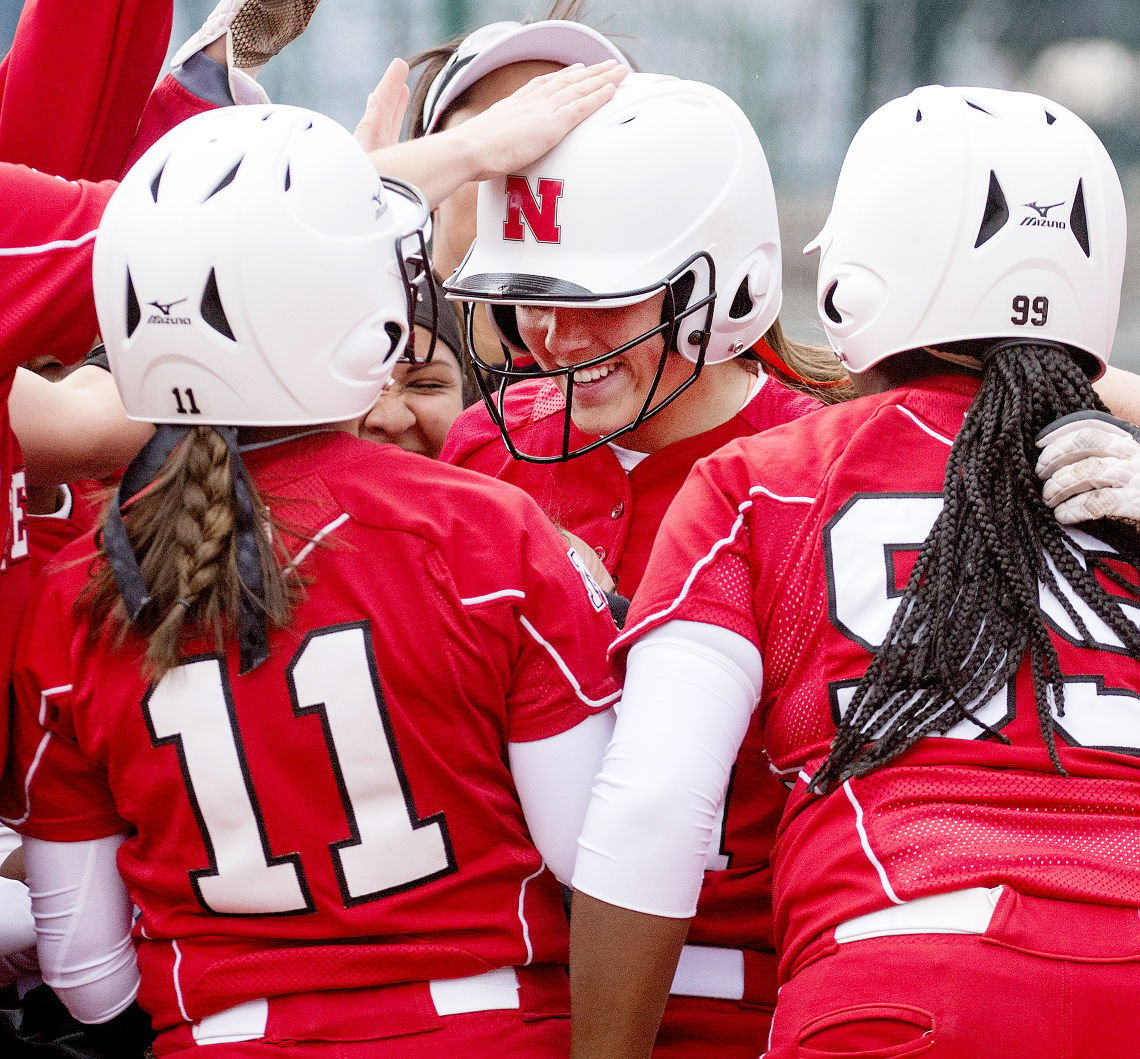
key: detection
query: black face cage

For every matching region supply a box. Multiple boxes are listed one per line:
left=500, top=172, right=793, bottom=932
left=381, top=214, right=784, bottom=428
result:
left=461, top=252, right=718, bottom=463
left=384, top=176, right=437, bottom=366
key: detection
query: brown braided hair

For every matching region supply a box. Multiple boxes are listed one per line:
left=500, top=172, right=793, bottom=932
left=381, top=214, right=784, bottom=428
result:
left=80, top=427, right=301, bottom=681
left=811, top=341, right=1140, bottom=791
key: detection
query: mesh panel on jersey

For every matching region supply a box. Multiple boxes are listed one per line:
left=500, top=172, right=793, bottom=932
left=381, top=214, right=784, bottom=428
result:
left=530, top=381, right=567, bottom=423
left=853, top=765, right=1140, bottom=905
left=682, top=548, right=754, bottom=625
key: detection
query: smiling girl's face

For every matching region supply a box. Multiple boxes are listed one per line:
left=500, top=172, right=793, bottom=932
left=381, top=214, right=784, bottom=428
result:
left=357, top=327, right=467, bottom=458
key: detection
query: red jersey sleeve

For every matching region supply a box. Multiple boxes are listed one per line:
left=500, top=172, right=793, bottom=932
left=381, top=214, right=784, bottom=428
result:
left=124, top=75, right=221, bottom=175
left=0, top=0, right=172, bottom=181
left=3, top=572, right=127, bottom=841
left=0, top=166, right=115, bottom=369
left=612, top=442, right=765, bottom=664
left=502, top=504, right=620, bottom=741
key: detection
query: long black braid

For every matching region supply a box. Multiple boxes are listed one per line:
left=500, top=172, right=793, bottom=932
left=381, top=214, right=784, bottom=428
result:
left=811, top=342, right=1140, bottom=792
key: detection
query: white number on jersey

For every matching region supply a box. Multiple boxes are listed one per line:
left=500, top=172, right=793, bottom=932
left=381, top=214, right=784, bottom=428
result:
left=824, top=494, right=1140, bottom=754
left=144, top=622, right=456, bottom=916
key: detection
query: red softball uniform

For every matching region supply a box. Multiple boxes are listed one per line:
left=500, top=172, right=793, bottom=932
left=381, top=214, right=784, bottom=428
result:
left=0, top=0, right=213, bottom=757
left=441, top=371, right=821, bottom=596
left=444, top=367, right=821, bottom=1054
left=2, top=432, right=620, bottom=1034
left=615, top=373, right=1140, bottom=983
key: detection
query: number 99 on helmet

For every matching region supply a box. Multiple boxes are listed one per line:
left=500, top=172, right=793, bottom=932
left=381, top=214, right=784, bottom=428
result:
left=94, top=104, right=432, bottom=426
left=807, top=86, right=1126, bottom=377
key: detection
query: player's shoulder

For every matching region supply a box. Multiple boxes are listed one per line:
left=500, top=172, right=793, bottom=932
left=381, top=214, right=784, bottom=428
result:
left=326, top=432, right=548, bottom=535
left=700, top=390, right=905, bottom=495
left=740, top=375, right=825, bottom=433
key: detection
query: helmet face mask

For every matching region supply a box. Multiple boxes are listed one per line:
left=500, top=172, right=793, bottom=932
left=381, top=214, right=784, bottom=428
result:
left=464, top=257, right=716, bottom=462
left=95, top=105, right=434, bottom=427
left=445, top=72, right=780, bottom=462
left=808, top=86, right=1126, bottom=378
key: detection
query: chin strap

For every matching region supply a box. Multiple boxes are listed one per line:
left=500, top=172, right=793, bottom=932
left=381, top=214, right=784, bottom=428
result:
left=102, top=424, right=271, bottom=675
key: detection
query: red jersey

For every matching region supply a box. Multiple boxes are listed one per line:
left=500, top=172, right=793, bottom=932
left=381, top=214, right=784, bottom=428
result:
left=2, top=431, right=619, bottom=1031
left=616, top=374, right=1140, bottom=980
left=0, top=0, right=213, bottom=758
left=0, top=0, right=172, bottom=181
left=444, top=370, right=822, bottom=986
left=441, top=372, right=821, bottom=596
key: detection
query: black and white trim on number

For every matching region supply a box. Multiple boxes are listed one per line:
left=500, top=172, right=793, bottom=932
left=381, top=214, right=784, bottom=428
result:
left=143, top=622, right=456, bottom=917
left=824, top=493, right=1140, bottom=755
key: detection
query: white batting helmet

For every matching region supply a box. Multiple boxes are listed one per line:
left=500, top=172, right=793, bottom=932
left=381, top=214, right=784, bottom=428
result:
left=806, top=85, right=1125, bottom=377
left=94, top=104, right=431, bottom=426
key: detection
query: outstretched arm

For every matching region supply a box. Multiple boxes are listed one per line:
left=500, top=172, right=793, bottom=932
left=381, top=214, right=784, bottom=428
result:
left=12, top=365, right=153, bottom=486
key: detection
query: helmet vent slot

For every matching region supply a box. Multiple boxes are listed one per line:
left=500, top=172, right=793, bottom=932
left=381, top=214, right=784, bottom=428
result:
left=203, top=160, right=243, bottom=202
left=201, top=269, right=236, bottom=341
left=149, top=160, right=168, bottom=203
left=284, top=164, right=292, bottom=192
left=729, top=277, right=753, bottom=319
left=823, top=280, right=842, bottom=324
left=915, top=109, right=923, bottom=122
left=126, top=269, right=141, bottom=337
left=1070, top=179, right=1090, bottom=257
left=965, top=99, right=993, bottom=115
left=974, top=170, right=1009, bottom=248
left=1045, top=110, right=1057, bottom=125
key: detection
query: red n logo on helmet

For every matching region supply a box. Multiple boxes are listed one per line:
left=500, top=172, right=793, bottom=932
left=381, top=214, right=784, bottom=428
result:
left=503, top=176, right=564, bottom=243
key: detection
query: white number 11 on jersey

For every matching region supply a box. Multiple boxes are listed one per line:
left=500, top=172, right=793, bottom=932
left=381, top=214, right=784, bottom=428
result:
left=144, top=622, right=456, bottom=916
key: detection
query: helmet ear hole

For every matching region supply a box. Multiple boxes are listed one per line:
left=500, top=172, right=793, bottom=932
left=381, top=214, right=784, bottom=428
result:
left=729, top=277, right=753, bottom=320
left=489, top=303, right=525, bottom=350
left=823, top=280, right=843, bottom=324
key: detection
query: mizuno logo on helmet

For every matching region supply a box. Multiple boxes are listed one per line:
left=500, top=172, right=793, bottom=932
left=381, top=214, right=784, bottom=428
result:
left=148, top=298, right=187, bottom=316
left=146, top=297, right=192, bottom=326
left=1020, top=200, right=1067, bottom=229
left=372, top=186, right=388, bottom=220
left=503, top=176, right=564, bottom=243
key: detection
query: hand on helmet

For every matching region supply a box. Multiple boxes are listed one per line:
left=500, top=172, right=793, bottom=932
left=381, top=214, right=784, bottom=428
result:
left=171, top=0, right=321, bottom=105
left=354, top=59, right=411, bottom=154
left=1035, top=410, right=1140, bottom=525
left=461, top=60, right=628, bottom=182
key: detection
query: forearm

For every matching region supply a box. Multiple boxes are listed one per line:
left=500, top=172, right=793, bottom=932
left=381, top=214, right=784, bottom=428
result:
left=13, top=365, right=154, bottom=485
left=24, top=834, right=138, bottom=1024
left=570, top=893, right=689, bottom=1059
left=1094, top=364, right=1140, bottom=426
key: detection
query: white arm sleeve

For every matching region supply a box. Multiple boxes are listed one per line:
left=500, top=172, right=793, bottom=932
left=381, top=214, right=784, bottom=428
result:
left=571, top=620, right=762, bottom=918
left=23, top=834, right=139, bottom=1024
left=509, top=710, right=616, bottom=885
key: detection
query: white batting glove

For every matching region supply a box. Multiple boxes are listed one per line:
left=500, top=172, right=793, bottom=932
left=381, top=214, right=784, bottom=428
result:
left=1035, top=410, right=1140, bottom=525
left=170, top=0, right=320, bottom=106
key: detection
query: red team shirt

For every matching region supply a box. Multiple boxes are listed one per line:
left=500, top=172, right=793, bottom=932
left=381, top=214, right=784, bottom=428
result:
left=0, top=0, right=214, bottom=756
left=615, top=373, right=1140, bottom=982
left=444, top=366, right=822, bottom=1043
left=441, top=371, right=821, bottom=596
left=2, top=432, right=620, bottom=1032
